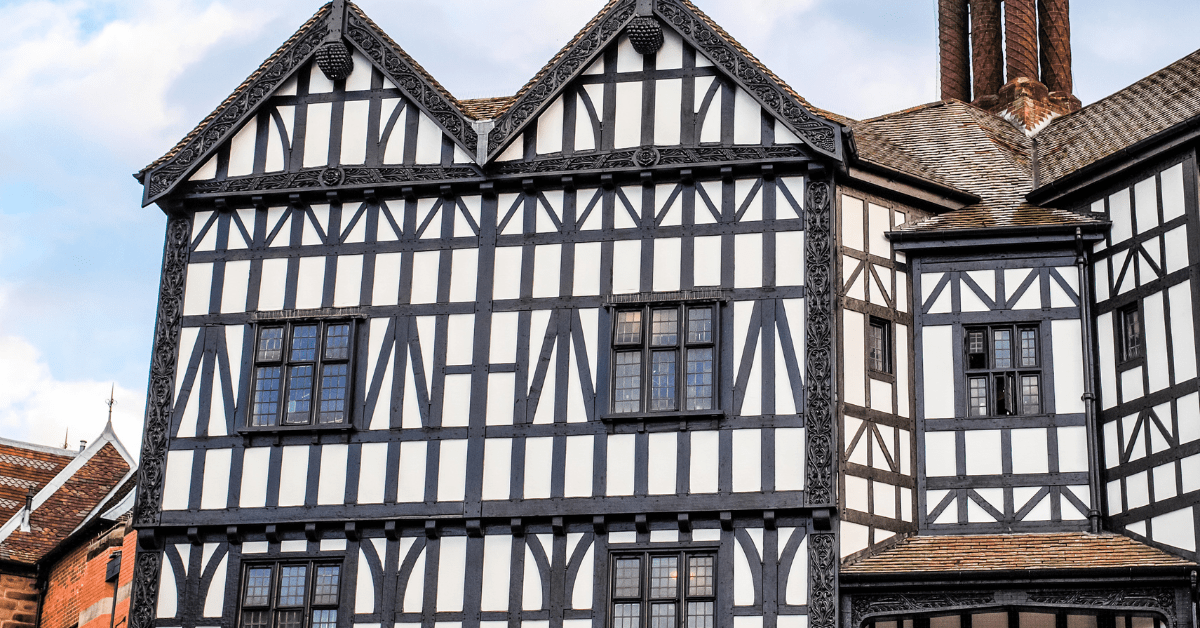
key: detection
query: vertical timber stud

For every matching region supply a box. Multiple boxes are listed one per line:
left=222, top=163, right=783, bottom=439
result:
left=129, top=213, right=192, bottom=628
left=805, top=165, right=837, bottom=628
left=937, top=0, right=971, bottom=101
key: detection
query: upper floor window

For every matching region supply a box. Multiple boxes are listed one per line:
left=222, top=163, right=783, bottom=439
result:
left=1119, top=303, right=1143, bottom=363
left=964, top=325, right=1040, bottom=417
left=611, top=304, right=718, bottom=416
left=868, top=318, right=891, bottom=374
left=239, top=561, right=341, bottom=628
left=610, top=551, right=716, bottom=628
left=250, top=321, right=355, bottom=428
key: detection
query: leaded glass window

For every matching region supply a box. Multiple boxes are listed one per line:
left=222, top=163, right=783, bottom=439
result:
left=238, top=562, right=340, bottom=628
left=963, top=325, right=1041, bottom=417
left=611, top=303, right=718, bottom=415
left=610, top=551, right=716, bottom=628
left=250, top=321, right=355, bottom=428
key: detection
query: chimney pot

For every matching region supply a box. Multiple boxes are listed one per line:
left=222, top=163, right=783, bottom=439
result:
left=79, top=440, right=87, bottom=452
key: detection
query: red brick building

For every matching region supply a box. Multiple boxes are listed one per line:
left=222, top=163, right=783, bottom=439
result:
left=0, top=425, right=136, bottom=628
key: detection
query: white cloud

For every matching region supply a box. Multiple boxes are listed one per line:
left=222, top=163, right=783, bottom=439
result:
left=0, top=332, right=145, bottom=456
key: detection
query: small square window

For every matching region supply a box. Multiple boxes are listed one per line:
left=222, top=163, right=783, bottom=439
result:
left=610, top=551, right=715, bottom=628
left=1119, top=303, right=1142, bottom=363
left=248, top=321, right=356, bottom=429
left=610, top=302, right=718, bottom=417
left=868, top=318, right=891, bottom=374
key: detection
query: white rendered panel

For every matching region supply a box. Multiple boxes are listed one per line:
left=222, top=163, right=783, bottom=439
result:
left=536, top=96, right=565, bottom=155
left=199, top=449, right=231, bottom=510
left=843, top=310, right=866, bottom=407
left=1181, top=392, right=1200, bottom=445
left=482, top=438, right=512, bottom=500
left=1127, top=471, right=1150, bottom=509
left=647, top=432, right=677, bottom=495
left=355, top=548, right=375, bottom=613
left=1010, top=429, right=1049, bottom=474
left=784, top=535, right=807, bottom=605
left=226, top=118, right=258, bottom=177
left=775, top=428, right=805, bottom=491
left=258, top=258, right=287, bottom=311
left=842, top=195, right=866, bottom=251
left=415, top=113, right=444, bottom=164
left=694, top=236, right=722, bottom=286
left=331, top=255, right=363, bottom=307
left=612, top=240, right=641, bottom=294
left=157, top=555, right=178, bottom=617
left=523, top=545, right=543, bottom=610
left=220, top=260, right=251, bottom=314
left=734, top=537, right=755, bottom=605
left=184, top=263, right=213, bottom=316
left=437, top=440, right=468, bottom=502
left=1110, top=189, right=1133, bottom=244
left=1162, top=164, right=1186, bottom=221
left=239, top=447, right=270, bottom=508
left=496, top=138, right=523, bottom=162
left=924, top=432, right=956, bottom=477
left=616, top=36, right=643, bottom=71
left=921, top=326, right=954, bottom=418
left=447, top=249, right=479, bottom=303
left=441, top=374, right=472, bottom=428
left=697, top=78, right=721, bottom=143
left=777, top=231, right=804, bottom=286
left=614, top=82, right=643, bottom=149
left=162, top=451, right=194, bottom=511
left=897, top=324, right=910, bottom=418
left=737, top=179, right=762, bottom=222
left=607, top=434, right=636, bottom=496
left=564, top=435, right=594, bottom=497
left=732, top=429, right=762, bottom=492
left=490, top=312, right=520, bottom=364
left=190, top=155, right=218, bottom=181
left=1143, top=291, right=1170, bottom=392
left=655, top=79, right=683, bottom=145
left=846, top=475, right=868, bottom=512
left=525, top=437, right=554, bottom=499
left=274, top=446, right=310, bottom=507
left=341, top=100, right=370, bottom=165
left=867, top=203, right=890, bottom=256
left=317, top=444, right=348, bottom=505
left=1122, top=366, right=1145, bottom=401
left=1170, top=281, right=1197, bottom=382
left=735, top=234, right=763, bottom=288
left=1151, top=508, right=1197, bottom=552
left=411, top=251, right=440, bottom=304
left=1182, top=453, right=1200, bottom=493
left=733, top=88, right=761, bottom=144
left=403, top=549, right=425, bottom=612
left=775, top=121, right=802, bottom=145
left=1098, top=312, right=1117, bottom=409
left=1134, top=176, right=1158, bottom=234
left=437, top=536, right=467, bottom=611
left=1154, top=463, right=1178, bottom=500
left=654, top=238, right=682, bottom=292
left=573, top=242, right=602, bottom=296
left=870, top=378, right=893, bottom=414
left=1054, top=425, right=1089, bottom=473
left=481, top=536, right=512, bottom=611
left=1165, top=226, right=1189, bottom=274
left=657, top=28, right=683, bottom=69
left=690, top=431, right=719, bottom=493
left=303, top=102, right=333, bottom=168
left=372, top=252, right=402, bottom=306
left=446, top=314, right=475, bottom=365
left=533, top=244, right=562, bottom=298
left=493, top=247, right=523, bottom=300
left=295, top=257, right=325, bottom=310
left=577, top=85, right=604, bottom=151
left=203, top=552, right=228, bottom=617
left=397, top=441, right=427, bottom=502
left=1051, top=320, right=1086, bottom=413
left=357, top=443, right=388, bottom=504
left=965, top=430, right=1002, bottom=475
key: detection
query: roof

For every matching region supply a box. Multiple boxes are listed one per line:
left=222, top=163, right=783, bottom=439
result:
left=460, top=97, right=517, bottom=120
left=0, top=427, right=135, bottom=566
left=842, top=533, right=1195, bottom=575
left=0, top=439, right=75, bottom=527
left=1036, top=48, right=1200, bottom=186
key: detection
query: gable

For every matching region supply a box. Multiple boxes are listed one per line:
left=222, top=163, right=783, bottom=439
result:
left=484, top=0, right=843, bottom=166
left=141, top=1, right=478, bottom=206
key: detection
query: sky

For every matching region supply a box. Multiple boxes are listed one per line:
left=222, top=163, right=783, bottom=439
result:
left=0, top=0, right=1197, bottom=456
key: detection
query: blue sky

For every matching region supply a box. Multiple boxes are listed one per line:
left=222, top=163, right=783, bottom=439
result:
left=0, top=0, right=1197, bottom=453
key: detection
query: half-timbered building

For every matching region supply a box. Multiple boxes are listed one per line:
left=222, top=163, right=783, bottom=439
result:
left=126, top=3, right=1200, bottom=628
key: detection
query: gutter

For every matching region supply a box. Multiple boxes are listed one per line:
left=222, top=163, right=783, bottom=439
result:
left=888, top=221, right=1109, bottom=249
left=840, top=563, right=1199, bottom=586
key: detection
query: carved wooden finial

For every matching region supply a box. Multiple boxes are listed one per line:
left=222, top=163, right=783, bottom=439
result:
left=317, top=0, right=354, bottom=81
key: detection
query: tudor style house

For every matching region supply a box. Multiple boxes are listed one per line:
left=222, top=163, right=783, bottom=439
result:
left=127, top=3, right=1200, bottom=628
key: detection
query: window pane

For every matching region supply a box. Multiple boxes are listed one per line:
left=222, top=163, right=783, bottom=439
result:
left=994, top=374, right=1012, bottom=416
left=285, top=365, right=314, bottom=424
left=276, top=610, right=304, bottom=628
left=318, top=364, right=349, bottom=424
left=614, top=604, right=641, bottom=628
left=993, top=329, right=1012, bottom=368
left=258, top=328, right=285, bottom=362
left=252, top=367, right=283, bottom=426
left=686, top=348, right=714, bottom=411
left=311, top=610, right=337, bottom=628
left=869, top=323, right=887, bottom=372
left=613, top=558, right=641, bottom=597
left=1020, top=375, right=1040, bottom=415
left=291, top=325, right=319, bottom=362
left=244, top=567, right=273, bottom=606
left=688, top=308, right=713, bottom=344
left=687, top=555, right=714, bottom=596
left=241, top=610, right=270, bottom=628
left=1020, top=329, right=1038, bottom=367
left=967, top=331, right=986, bottom=369
left=650, top=351, right=677, bottom=411
left=651, top=309, right=679, bottom=346
left=649, top=556, right=678, bottom=598
left=968, top=378, right=987, bottom=417
left=325, top=324, right=351, bottom=360
left=1124, top=309, right=1142, bottom=359
left=614, top=352, right=642, bottom=413
left=687, top=602, right=714, bottom=628
left=311, top=565, right=340, bottom=606
left=277, top=565, right=307, bottom=606
left=616, top=311, right=643, bottom=345
left=651, top=603, right=677, bottom=628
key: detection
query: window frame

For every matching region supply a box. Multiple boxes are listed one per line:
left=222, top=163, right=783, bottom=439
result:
left=237, top=560, right=343, bottom=628
left=608, top=549, right=718, bottom=628
left=604, top=300, right=723, bottom=422
left=1117, top=301, right=1144, bottom=366
left=241, top=319, right=359, bottom=433
left=868, top=317, right=893, bottom=377
left=962, top=324, right=1043, bottom=418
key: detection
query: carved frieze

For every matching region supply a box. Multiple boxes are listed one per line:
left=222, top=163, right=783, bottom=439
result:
left=805, top=179, right=834, bottom=505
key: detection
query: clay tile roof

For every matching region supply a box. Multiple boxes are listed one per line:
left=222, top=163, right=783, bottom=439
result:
left=1037, top=47, right=1200, bottom=186
left=0, top=440, right=74, bottom=525
left=842, top=533, right=1195, bottom=575
left=460, top=97, right=518, bottom=120
left=0, top=436, right=133, bottom=566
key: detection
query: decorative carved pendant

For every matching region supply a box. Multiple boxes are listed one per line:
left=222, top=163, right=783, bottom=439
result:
left=316, top=40, right=354, bottom=81
left=627, top=16, right=664, bottom=55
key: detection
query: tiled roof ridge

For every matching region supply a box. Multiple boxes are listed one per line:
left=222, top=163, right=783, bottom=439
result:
left=0, top=436, right=79, bottom=459
left=964, top=104, right=1037, bottom=179
left=860, top=99, right=956, bottom=124
left=139, top=4, right=331, bottom=177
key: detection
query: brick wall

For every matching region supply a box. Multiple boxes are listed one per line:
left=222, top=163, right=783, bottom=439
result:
left=0, top=574, right=38, bottom=628
left=40, top=522, right=136, bottom=628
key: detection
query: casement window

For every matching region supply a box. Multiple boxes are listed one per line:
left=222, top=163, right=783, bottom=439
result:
left=249, top=321, right=355, bottom=428
left=611, top=303, right=719, bottom=416
left=964, top=325, right=1041, bottom=417
left=238, top=561, right=341, bottom=628
left=868, top=318, right=892, bottom=374
left=610, top=551, right=716, bottom=628
left=1119, top=302, right=1143, bottom=363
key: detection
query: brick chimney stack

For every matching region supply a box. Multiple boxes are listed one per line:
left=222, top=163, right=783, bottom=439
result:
left=937, top=0, right=1082, bottom=133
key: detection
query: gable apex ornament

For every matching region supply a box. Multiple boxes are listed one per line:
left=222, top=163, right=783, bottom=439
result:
left=316, top=0, right=354, bottom=81
left=628, top=0, right=664, bottom=55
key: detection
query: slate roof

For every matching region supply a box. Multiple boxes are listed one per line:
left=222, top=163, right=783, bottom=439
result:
left=0, top=428, right=134, bottom=566
left=1036, top=48, right=1200, bottom=186
left=842, top=533, right=1195, bottom=575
